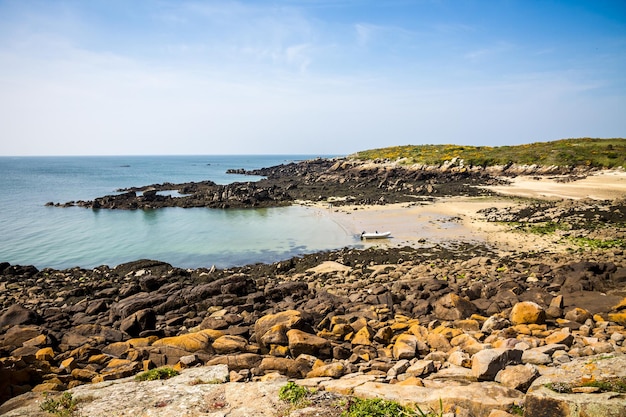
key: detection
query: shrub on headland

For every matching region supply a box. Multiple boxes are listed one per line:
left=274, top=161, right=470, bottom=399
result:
left=352, top=138, right=626, bottom=168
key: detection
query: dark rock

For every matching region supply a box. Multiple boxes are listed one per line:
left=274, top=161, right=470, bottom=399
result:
left=0, top=305, right=40, bottom=327
left=110, top=292, right=168, bottom=320
left=0, top=326, right=43, bottom=353
left=119, top=308, right=156, bottom=337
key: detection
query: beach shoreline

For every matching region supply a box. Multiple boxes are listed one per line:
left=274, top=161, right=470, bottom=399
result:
left=298, top=169, right=626, bottom=255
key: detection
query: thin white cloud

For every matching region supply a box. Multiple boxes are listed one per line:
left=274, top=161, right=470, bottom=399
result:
left=0, top=1, right=624, bottom=155
left=354, top=23, right=373, bottom=47
left=464, top=41, right=515, bottom=62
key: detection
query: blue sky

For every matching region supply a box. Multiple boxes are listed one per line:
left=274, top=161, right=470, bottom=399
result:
left=0, top=0, right=624, bottom=155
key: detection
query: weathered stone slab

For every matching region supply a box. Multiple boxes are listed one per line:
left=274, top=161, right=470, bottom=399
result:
left=319, top=374, right=379, bottom=395
left=526, top=353, right=626, bottom=417
left=525, top=386, right=626, bottom=417
left=352, top=381, right=524, bottom=417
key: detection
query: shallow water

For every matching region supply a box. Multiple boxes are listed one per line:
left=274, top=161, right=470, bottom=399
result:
left=0, top=155, right=359, bottom=269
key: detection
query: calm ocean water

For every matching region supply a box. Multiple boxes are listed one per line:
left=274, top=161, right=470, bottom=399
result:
left=0, top=155, right=359, bottom=270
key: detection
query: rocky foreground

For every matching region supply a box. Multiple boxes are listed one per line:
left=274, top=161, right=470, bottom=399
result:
left=1, top=241, right=626, bottom=416
left=3, top=160, right=626, bottom=416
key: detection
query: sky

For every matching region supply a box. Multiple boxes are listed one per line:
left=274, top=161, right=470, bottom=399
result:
left=0, top=0, right=625, bottom=156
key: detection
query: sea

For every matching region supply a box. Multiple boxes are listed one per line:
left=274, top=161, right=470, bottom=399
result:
left=0, top=155, right=361, bottom=270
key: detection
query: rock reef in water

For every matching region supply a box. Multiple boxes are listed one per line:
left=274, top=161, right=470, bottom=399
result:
left=47, top=158, right=537, bottom=210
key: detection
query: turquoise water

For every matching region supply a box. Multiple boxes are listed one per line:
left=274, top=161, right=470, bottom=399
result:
left=0, top=155, right=357, bottom=269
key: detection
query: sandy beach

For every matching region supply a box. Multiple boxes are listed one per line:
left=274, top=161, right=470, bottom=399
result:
left=304, top=169, right=626, bottom=254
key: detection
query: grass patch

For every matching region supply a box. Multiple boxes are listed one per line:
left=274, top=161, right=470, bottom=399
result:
left=568, top=237, right=626, bottom=249
left=505, top=221, right=568, bottom=235
left=351, top=138, right=626, bottom=169
left=278, top=382, right=312, bottom=408
left=134, top=367, right=179, bottom=381
left=526, top=221, right=568, bottom=235
left=546, top=376, right=626, bottom=394
left=40, top=392, right=78, bottom=417
left=341, top=397, right=442, bottom=417
left=341, top=398, right=416, bottom=416
left=582, top=378, right=626, bottom=393
left=510, top=404, right=525, bottom=416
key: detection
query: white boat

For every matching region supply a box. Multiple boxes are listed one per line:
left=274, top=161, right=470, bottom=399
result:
left=360, top=231, right=391, bottom=239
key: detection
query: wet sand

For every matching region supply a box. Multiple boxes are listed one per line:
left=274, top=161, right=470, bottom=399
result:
left=302, top=169, right=626, bottom=254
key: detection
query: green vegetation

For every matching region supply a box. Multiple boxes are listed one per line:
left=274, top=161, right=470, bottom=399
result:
left=582, top=378, right=626, bottom=393
left=40, top=392, right=78, bottom=417
left=340, top=397, right=442, bottom=417
left=341, top=398, right=416, bottom=417
left=278, top=382, right=312, bottom=408
left=504, top=221, right=567, bottom=235
left=546, top=377, right=626, bottom=394
left=569, top=237, right=626, bottom=249
left=505, top=221, right=626, bottom=251
left=278, top=383, right=444, bottom=416
left=134, top=367, right=179, bottom=381
left=510, top=404, right=525, bottom=416
left=352, top=138, right=626, bottom=168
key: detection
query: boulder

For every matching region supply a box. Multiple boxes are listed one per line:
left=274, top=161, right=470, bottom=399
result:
left=564, top=307, right=592, bottom=324
left=351, top=325, right=374, bottom=346
left=110, top=292, right=167, bottom=320
left=433, top=293, right=477, bottom=321
left=206, top=353, right=263, bottom=371
left=85, top=299, right=109, bottom=316
left=119, top=308, right=156, bottom=337
left=319, top=374, right=379, bottom=396
left=152, top=329, right=223, bottom=352
left=35, top=347, right=54, bottom=362
left=254, top=310, right=302, bottom=346
left=448, top=351, right=472, bottom=368
left=545, top=329, right=574, bottom=347
left=405, top=360, right=436, bottom=377
left=472, top=348, right=523, bottom=381
left=102, top=341, right=132, bottom=358
left=608, top=298, right=626, bottom=325
left=65, top=324, right=124, bottom=343
left=495, top=364, right=539, bottom=392
left=212, top=335, right=249, bottom=354
left=546, top=295, right=564, bottom=318
left=0, top=305, right=40, bottom=327
left=510, top=301, right=546, bottom=325
left=286, top=329, right=331, bottom=358
left=259, top=357, right=311, bottom=378
left=95, top=359, right=141, bottom=381
left=0, top=326, right=43, bottom=352
left=306, top=362, right=345, bottom=378
left=392, top=334, right=418, bottom=360
left=426, top=332, right=452, bottom=352
left=260, top=323, right=289, bottom=348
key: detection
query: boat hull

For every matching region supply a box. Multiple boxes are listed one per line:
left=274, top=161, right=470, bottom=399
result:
left=360, top=231, right=391, bottom=239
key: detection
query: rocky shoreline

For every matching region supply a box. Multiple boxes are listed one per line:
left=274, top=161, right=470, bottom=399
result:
left=3, top=159, right=626, bottom=416
left=44, top=158, right=594, bottom=210
left=2, top=245, right=626, bottom=416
